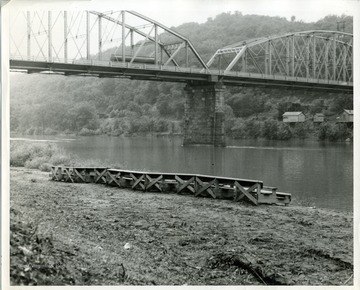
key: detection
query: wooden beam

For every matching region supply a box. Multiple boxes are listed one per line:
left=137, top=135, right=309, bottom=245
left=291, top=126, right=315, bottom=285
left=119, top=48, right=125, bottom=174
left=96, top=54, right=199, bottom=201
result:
left=95, top=168, right=107, bottom=183
left=175, top=175, right=195, bottom=194
left=145, top=174, right=163, bottom=191
left=131, top=173, right=145, bottom=191
left=73, top=168, right=85, bottom=182
left=234, top=181, right=258, bottom=205
left=107, top=171, right=121, bottom=187
left=195, top=177, right=216, bottom=198
left=63, top=168, right=74, bottom=183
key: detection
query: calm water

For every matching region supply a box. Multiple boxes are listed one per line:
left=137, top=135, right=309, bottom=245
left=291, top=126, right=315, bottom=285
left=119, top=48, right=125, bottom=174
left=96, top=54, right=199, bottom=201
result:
left=12, top=135, right=353, bottom=212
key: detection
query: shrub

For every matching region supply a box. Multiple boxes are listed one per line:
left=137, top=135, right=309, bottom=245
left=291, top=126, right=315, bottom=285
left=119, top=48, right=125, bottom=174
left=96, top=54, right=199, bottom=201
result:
left=78, top=128, right=98, bottom=136
left=10, top=150, right=31, bottom=167
left=225, top=117, right=235, bottom=134
left=318, top=122, right=329, bottom=140
left=24, top=156, right=49, bottom=169
left=293, top=123, right=307, bottom=139
left=24, top=128, right=35, bottom=135
left=63, top=129, right=73, bottom=135
left=10, top=142, right=73, bottom=170
left=33, top=127, right=43, bottom=135
left=327, top=128, right=340, bottom=141
left=153, top=118, right=169, bottom=132
left=39, top=162, right=53, bottom=172
left=44, top=128, right=58, bottom=135
left=111, top=129, right=123, bottom=136
left=49, top=153, right=75, bottom=167
left=277, top=123, right=293, bottom=140
left=262, top=119, right=279, bottom=139
left=317, top=122, right=353, bottom=141
left=10, top=142, right=55, bottom=167
left=317, top=122, right=349, bottom=141
left=244, top=118, right=262, bottom=138
left=231, top=119, right=246, bottom=139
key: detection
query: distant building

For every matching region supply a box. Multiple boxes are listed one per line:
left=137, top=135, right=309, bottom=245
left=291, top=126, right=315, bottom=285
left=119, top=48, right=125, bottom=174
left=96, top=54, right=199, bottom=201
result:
left=282, top=112, right=306, bottom=123
left=313, top=113, right=325, bottom=123
left=337, top=109, right=353, bottom=123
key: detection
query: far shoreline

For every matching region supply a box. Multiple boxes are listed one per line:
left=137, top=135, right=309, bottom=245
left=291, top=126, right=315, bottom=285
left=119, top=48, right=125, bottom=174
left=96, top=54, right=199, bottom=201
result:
left=9, top=131, right=354, bottom=143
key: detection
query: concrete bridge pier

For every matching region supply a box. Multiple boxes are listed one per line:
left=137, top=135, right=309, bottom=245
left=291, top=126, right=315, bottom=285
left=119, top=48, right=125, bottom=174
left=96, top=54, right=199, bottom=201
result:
left=183, top=82, right=226, bottom=147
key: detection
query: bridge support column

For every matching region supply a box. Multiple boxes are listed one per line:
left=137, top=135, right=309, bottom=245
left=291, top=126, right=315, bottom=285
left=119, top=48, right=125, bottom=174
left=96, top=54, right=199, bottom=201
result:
left=183, top=82, right=226, bottom=147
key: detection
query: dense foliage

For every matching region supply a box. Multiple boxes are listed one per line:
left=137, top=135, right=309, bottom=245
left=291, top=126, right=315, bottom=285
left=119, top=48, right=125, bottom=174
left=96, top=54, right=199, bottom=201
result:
left=10, top=141, right=77, bottom=171
left=10, top=141, right=125, bottom=170
left=10, top=12, right=353, bottom=141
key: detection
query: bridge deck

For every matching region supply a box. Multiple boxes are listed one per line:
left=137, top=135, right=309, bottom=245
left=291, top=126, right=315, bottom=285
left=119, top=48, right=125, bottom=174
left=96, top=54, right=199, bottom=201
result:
left=10, top=58, right=353, bottom=92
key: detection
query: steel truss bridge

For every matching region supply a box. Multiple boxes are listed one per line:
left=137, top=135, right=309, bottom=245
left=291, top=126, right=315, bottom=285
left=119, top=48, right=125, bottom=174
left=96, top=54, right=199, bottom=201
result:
left=9, top=10, right=353, bottom=92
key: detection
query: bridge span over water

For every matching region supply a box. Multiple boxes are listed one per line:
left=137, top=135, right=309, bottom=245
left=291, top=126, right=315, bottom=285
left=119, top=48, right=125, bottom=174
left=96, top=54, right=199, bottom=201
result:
left=9, top=10, right=353, bottom=146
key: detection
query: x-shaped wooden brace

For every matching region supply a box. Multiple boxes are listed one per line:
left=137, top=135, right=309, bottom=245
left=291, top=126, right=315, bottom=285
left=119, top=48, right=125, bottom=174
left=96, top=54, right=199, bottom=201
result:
left=51, top=166, right=63, bottom=181
left=130, top=173, right=145, bottom=191
left=63, top=168, right=74, bottom=183
left=73, top=168, right=86, bottom=183
left=95, top=168, right=107, bottom=184
left=195, top=177, right=217, bottom=198
left=145, top=174, right=163, bottom=192
left=234, top=181, right=259, bottom=205
left=107, top=171, right=121, bottom=187
left=175, top=175, right=195, bottom=194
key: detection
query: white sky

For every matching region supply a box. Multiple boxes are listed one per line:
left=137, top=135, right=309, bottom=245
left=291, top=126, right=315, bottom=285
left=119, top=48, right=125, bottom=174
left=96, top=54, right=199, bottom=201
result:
left=7, top=0, right=359, bottom=26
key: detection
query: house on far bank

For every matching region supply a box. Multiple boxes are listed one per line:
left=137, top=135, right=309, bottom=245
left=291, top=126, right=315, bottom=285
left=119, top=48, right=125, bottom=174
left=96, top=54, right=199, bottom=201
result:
left=337, top=109, right=353, bottom=123
left=313, top=113, right=325, bottom=123
left=282, top=112, right=306, bottom=123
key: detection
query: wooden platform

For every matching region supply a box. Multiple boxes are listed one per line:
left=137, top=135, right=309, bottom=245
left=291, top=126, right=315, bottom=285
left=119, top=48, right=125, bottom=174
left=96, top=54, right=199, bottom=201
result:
left=50, top=166, right=291, bottom=206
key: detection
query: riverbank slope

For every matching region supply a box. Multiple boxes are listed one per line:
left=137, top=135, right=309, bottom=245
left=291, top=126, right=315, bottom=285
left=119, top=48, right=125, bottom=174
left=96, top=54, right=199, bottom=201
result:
left=9, top=167, right=353, bottom=286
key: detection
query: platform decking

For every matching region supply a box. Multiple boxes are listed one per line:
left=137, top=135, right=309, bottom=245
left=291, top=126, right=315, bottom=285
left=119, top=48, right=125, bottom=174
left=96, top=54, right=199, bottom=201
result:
left=50, top=166, right=291, bottom=206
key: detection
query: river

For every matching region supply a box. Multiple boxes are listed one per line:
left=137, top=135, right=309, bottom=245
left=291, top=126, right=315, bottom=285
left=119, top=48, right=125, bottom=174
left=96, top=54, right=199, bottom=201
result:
left=11, top=135, right=353, bottom=212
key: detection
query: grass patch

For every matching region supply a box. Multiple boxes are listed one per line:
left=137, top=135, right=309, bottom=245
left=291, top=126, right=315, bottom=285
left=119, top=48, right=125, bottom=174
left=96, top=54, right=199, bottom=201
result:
left=291, top=196, right=317, bottom=208
left=10, top=141, right=76, bottom=171
left=10, top=141, right=125, bottom=171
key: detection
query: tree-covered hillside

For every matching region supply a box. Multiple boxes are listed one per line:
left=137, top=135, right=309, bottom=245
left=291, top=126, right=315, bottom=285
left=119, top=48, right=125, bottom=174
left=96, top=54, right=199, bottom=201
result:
left=10, top=12, right=353, bottom=141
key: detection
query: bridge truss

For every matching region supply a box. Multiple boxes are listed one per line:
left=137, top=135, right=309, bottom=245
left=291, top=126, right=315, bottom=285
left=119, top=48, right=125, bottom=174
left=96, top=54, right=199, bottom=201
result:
left=10, top=10, right=208, bottom=71
left=207, top=30, right=353, bottom=83
left=9, top=10, right=353, bottom=92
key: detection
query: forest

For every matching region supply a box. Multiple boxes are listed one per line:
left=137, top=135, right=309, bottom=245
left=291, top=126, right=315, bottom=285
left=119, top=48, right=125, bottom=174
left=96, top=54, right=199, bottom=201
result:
left=10, top=12, right=353, bottom=141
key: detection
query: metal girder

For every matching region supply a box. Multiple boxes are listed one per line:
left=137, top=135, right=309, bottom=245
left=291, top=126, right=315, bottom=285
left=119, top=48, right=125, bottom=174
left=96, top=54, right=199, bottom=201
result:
left=10, top=59, right=353, bottom=93
left=89, top=11, right=178, bottom=66
left=89, top=10, right=207, bottom=69
left=225, top=46, right=246, bottom=72
left=208, top=30, right=353, bottom=82
left=206, top=47, right=243, bottom=68
left=9, top=11, right=353, bottom=89
left=163, top=42, right=185, bottom=66
left=224, top=30, right=352, bottom=49
left=10, top=10, right=209, bottom=70
left=129, top=25, right=155, bottom=65
left=125, top=10, right=209, bottom=70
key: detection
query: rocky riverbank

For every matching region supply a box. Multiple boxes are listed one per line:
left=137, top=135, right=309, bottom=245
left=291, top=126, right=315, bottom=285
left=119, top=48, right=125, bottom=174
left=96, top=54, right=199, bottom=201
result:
left=9, top=167, right=353, bottom=286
